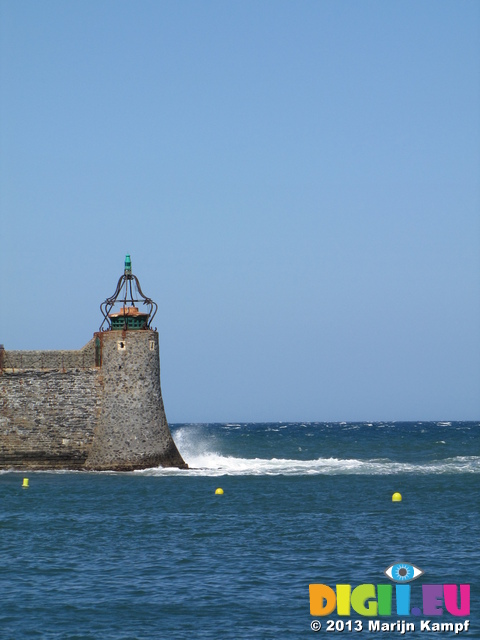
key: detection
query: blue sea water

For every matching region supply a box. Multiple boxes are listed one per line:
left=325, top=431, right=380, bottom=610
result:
left=0, top=422, right=478, bottom=639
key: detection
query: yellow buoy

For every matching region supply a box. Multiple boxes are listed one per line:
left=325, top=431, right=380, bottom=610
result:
left=215, top=488, right=224, bottom=495
left=392, top=492, right=402, bottom=502
left=22, top=478, right=29, bottom=489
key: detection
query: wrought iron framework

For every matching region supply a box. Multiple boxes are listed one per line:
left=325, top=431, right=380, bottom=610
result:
left=99, top=256, right=158, bottom=331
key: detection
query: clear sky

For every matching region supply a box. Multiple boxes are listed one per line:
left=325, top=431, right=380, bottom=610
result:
left=1, top=1, right=479, bottom=422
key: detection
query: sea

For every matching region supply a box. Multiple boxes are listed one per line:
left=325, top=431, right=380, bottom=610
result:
left=0, top=421, right=478, bottom=639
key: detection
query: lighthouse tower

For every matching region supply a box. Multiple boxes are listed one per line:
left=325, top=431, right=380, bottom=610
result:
left=85, top=256, right=187, bottom=471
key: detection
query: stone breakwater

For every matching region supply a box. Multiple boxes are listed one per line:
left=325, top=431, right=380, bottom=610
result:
left=0, top=330, right=187, bottom=471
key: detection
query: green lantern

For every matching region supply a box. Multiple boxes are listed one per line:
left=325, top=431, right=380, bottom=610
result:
left=124, top=254, right=132, bottom=275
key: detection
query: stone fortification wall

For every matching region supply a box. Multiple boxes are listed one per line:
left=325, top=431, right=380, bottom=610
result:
left=0, top=369, right=99, bottom=469
left=0, top=340, right=98, bottom=469
left=0, top=332, right=186, bottom=471
left=1, top=340, right=95, bottom=371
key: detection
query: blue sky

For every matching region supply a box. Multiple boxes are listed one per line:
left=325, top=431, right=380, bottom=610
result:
left=1, top=1, right=479, bottom=422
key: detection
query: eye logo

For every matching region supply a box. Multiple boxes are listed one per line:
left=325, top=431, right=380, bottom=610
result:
left=384, top=562, right=424, bottom=583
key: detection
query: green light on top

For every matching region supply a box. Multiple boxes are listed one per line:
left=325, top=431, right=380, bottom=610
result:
left=124, top=254, right=132, bottom=274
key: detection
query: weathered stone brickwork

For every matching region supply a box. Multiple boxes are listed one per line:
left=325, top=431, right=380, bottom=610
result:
left=2, top=340, right=95, bottom=371
left=0, top=331, right=186, bottom=471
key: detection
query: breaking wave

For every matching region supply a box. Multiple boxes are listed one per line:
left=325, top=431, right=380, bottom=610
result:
left=137, top=427, right=480, bottom=476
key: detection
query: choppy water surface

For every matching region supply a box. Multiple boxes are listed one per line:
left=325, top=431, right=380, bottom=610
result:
left=0, top=422, right=478, bottom=639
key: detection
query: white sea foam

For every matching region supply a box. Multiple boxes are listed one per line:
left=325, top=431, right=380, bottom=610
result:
left=136, top=428, right=480, bottom=477
left=138, top=454, right=480, bottom=477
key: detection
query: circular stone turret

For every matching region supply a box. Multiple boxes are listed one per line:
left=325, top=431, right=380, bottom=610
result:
left=85, top=329, right=187, bottom=471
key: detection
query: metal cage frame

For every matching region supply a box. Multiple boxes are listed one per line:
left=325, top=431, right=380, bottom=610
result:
left=99, top=257, right=158, bottom=331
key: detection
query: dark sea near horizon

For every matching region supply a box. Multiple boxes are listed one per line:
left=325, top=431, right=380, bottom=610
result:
left=0, top=422, right=478, bottom=639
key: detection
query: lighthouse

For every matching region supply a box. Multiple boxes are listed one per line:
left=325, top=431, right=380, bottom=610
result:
left=85, top=256, right=187, bottom=471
